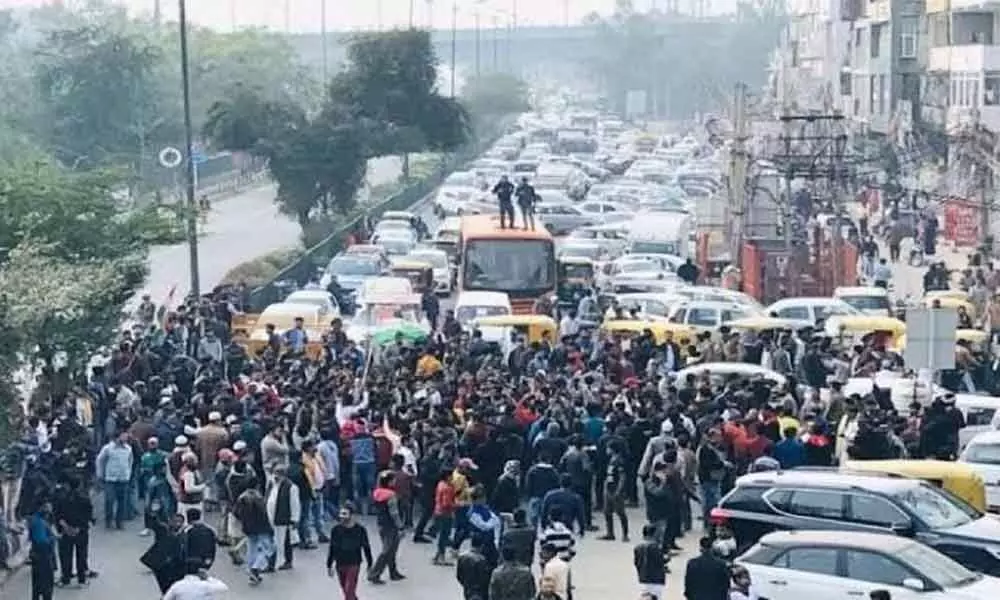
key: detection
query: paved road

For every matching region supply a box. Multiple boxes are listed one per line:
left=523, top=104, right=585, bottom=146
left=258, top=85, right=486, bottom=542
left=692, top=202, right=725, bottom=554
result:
left=3, top=506, right=699, bottom=600
left=135, top=156, right=402, bottom=307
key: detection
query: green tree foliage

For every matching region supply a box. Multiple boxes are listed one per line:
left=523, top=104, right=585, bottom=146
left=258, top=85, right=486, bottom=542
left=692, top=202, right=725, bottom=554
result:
left=328, top=29, right=470, bottom=156
left=204, top=29, right=469, bottom=233
left=461, top=72, right=532, bottom=118
left=33, top=22, right=163, bottom=169
left=0, top=160, right=148, bottom=373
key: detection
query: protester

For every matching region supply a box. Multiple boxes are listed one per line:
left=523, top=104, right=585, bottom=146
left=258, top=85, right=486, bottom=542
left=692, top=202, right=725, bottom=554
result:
left=326, top=502, right=373, bottom=600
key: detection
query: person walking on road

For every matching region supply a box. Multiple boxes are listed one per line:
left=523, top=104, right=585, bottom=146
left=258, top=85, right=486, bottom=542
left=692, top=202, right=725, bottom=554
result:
left=96, top=430, right=133, bottom=530
left=326, top=502, right=373, bottom=600
left=683, top=536, right=731, bottom=600
left=515, top=176, right=537, bottom=231
left=493, top=175, right=516, bottom=229
left=368, top=470, right=405, bottom=584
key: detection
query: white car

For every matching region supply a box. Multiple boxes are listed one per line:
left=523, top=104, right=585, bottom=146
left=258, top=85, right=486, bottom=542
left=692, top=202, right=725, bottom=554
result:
left=675, top=362, right=787, bottom=386
left=405, top=248, right=453, bottom=295
left=737, top=530, right=1000, bottom=600
left=284, top=289, right=341, bottom=322
left=834, top=286, right=892, bottom=316
left=576, top=200, right=634, bottom=224
left=454, top=291, right=512, bottom=327
left=766, top=297, right=861, bottom=324
left=667, top=300, right=757, bottom=330
left=373, top=231, right=416, bottom=256
left=959, top=430, right=1000, bottom=512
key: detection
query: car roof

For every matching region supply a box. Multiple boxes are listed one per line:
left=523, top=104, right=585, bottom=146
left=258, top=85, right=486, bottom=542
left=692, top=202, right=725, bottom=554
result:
left=757, top=530, right=915, bottom=553
left=768, top=297, right=845, bottom=307
left=285, top=290, right=331, bottom=300
left=835, top=286, right=888, bottom=296
left=456, top=291, right=511, bottom=305
left=735, top=469, right=918, bottom=493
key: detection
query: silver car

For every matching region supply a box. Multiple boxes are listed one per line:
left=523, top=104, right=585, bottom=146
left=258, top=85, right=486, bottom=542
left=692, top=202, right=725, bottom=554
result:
left=536, top=203, right=595, bottom=235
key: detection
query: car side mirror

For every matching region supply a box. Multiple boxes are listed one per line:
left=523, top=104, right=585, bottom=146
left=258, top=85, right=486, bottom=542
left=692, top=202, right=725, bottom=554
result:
left=891, top=521, right=916, bottom=538
left=902, top=578, right=925, bottom=591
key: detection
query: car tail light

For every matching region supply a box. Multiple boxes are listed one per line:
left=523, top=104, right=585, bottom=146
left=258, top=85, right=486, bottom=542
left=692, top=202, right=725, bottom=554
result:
left=709, top=507, right=731, bottom=525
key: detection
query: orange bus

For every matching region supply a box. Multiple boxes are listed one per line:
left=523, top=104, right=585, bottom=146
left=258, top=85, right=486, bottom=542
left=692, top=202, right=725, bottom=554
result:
left=459, top=215, right=556, bottom=314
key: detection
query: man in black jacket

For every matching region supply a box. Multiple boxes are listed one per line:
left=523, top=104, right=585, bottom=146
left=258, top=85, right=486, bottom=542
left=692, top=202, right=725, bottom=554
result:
left=492, top=175, right=515, bottom=229
left=54, top=478, right=95, bottom=586
left=683, top=537, right=730, bottom=600
left=180, top=508, right=217, bottom=573
left=634, top=524, right=667, bottom=600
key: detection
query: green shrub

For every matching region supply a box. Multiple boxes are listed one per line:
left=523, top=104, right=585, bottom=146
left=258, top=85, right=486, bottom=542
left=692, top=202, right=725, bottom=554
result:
left=221, top=247, right=302, bottom=288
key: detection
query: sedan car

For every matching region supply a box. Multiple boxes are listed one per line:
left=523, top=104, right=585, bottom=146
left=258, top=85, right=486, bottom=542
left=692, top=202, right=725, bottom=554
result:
left=766, top=297, right=861, bottom=325
left=536, top=202, right=595, bottom=235
left=960, top=430, right=1000, bottom=512
left=737, top=530, right=1000, bottom=600
left=284, top=289, right=341, bottom=321
left=576, top=200, right=634, bottom=224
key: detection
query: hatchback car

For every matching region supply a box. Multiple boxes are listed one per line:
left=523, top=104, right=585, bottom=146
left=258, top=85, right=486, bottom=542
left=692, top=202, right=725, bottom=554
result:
left=713, top=469, right=1000, bottom=575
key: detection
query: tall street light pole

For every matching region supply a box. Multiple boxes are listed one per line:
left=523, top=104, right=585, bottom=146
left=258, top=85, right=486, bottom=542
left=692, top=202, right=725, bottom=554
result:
left=474, top=9, right=481, bottom=78
left=450, top=1, right=457, bottom=97
left=409, top=0, right=415, bottom=27
left=178, top=0, right=200, bottom=298
left=492, top=15, right=499, bottom=72
left=321, top=0, right=329, bottom=82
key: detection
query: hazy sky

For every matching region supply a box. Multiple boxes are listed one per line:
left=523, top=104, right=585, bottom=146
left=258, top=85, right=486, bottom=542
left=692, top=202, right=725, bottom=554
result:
left=1, top=0, right=674, bottom=31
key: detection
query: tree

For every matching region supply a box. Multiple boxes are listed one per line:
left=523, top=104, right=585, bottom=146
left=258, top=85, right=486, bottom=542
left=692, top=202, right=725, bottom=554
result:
left=33, top=21, right=164, bottom=169
left=203, top=92, right=369, bottom=230
left=0, top=160, right=155, bottom=263
left=328, top=29, right=470, bottom=157
left=461, top=72, right=532, bottom=118
left=0, top=243, right=143, bottom=373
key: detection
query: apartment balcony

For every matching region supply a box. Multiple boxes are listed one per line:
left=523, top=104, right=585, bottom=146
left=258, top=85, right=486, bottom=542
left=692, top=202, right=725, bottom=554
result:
left=923, top=105, right=1000, bottom=133
left=863, top=0, right=889, bottom=21
left=929, top=44, right=1000, bottom=72
left=927, top=0, right=1000, bottom=12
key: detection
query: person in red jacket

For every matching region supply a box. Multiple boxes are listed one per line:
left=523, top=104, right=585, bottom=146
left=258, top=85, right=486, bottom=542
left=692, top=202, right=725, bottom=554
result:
left=431, top=469, right=457, bottom=566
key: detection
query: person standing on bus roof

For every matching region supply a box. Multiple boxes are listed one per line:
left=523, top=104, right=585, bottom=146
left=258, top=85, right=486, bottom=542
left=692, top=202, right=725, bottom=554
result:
left=492, top=175, right=515, bottom=230
left=515, top=177, right=537, bottom=231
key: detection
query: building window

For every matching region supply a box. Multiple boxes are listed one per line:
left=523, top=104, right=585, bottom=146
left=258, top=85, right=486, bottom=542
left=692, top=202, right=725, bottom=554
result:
left=985, top=73, right=1000, bottom=106
left=950, top=73, right=982, bottom=108
left=871, top=24, right=882, bottom=59
left=900, top=18, right=917, bottom=59
left=878, top=74, right=887, bottom=114
left=840, top=72, right=852, bottom=96
left=870, top=74, right=877, bottom=113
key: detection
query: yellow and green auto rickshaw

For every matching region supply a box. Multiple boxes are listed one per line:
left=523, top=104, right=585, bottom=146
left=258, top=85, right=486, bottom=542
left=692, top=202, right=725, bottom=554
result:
left=556, top=256, right=595, bottom=310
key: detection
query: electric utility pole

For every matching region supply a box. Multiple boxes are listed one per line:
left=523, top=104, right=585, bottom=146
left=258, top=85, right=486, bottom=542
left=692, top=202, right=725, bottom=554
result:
left=728, top=83, right=750, bottom=264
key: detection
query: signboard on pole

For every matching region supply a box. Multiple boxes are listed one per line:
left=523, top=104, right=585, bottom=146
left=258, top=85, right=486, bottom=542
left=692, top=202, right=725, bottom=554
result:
left=904, top=307, right=958, bottom=370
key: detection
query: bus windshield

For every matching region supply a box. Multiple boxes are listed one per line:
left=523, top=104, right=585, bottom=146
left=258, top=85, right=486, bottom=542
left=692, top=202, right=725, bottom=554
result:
left=463, top=239, right=555, bottom=295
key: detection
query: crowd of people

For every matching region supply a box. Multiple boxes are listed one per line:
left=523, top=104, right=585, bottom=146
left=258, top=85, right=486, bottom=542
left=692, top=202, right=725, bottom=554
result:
left=0, top=195, right=984, bottom=600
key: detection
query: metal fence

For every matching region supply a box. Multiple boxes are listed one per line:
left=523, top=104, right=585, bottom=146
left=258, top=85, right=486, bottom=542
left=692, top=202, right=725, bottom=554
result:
left=245, top=131, right=502, bottom=311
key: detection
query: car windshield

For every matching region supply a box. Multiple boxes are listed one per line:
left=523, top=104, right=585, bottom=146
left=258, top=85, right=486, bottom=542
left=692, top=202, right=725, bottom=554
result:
left=894, top=485, right=976, bottom=529
left=408, top=253, right=448, bottom=268
left=379, top=239, right=412, bottom=255
left=354, top=304, right=420, bottom=328
left=964, top=442, right=1000, bottom=465
left=445, top=172, right=477, bottom=186
left=815, top=303, right=860, bottom=319
left=620, top=260, right=659, bottom=273
left=329, top=257, right=380, bottom=276
left=463, top=239, right=555, bottom=294
left=630, top=240, right=679, bottom=255
left=456, top=304, right=510, bottom=325
left=896, top=543, right=982, bottom=588
left=560, top=245, right=602, bottom=259
left=840, top=295, right=889, bottom=310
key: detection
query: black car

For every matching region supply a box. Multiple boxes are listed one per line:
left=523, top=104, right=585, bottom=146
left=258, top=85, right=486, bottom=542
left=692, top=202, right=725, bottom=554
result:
left=711, top=469, right=1000, bottom=575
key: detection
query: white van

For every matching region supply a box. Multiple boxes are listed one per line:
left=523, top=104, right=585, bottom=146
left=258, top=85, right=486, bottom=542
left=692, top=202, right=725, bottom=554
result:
left=454, top=291, right=512, bottom=327
left=955, top=394, right=1000, bottom=449
left=833, top=286, right=891, bottom=317
left=626, top=213, right=692, bottom=260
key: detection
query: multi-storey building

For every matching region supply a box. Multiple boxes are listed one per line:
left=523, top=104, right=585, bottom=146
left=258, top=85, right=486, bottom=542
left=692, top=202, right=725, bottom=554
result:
left=922, top=0, right=1000, bottom=133
left=776, top=0, right=853, bottom=112
left=841, top=0, right=923, bottom=136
